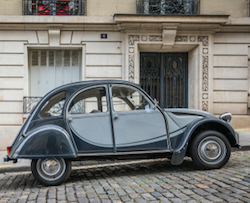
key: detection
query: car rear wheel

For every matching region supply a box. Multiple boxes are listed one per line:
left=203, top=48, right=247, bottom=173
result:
left=31, top=158, right=71, bottom=186
left=190, top=130, right=231, bottom=169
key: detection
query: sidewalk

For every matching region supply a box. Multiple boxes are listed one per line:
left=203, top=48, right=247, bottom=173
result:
left=1, top=130, right=250, bottom=173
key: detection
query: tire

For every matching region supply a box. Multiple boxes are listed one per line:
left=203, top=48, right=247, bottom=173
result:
left=31, top=158, right=71, bottom=186
left=190, top=130, right=231, bottom=169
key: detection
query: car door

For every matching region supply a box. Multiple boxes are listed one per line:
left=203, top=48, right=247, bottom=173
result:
left=110, top=84, right=169, bottom=151
left=66, top=85, right=114, bottom=153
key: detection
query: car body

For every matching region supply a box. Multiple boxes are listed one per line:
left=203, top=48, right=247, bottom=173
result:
left=4, top=80, right=240, bottom=185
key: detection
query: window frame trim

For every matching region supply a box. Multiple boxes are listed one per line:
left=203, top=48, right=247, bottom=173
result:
left=38, top=91, right=67, bottom=119
left=67, top=85, right=110, bottom=116
left=110, top=84, right=153, bottom=113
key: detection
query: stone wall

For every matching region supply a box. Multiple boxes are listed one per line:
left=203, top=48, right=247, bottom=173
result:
left=0, top=0, right=22, bottom=15
left=0, top=29, right=123, bottom=150
left=201, top=0, right=249, bottom=18
left=1, top=0, right=249, bottom=17
left=213, top=33, right=250, bottom=115
left=87, top=0, right=136, bottom=16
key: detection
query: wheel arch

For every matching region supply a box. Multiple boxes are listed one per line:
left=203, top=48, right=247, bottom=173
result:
left=13, top=125, right=77, bottom=159
left=188, top=121, right=237, bottom=150
left=171, top=118, right=238, bottom=165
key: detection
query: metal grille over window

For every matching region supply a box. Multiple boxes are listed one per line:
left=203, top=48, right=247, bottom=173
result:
left=23, top=97, right=42, bottom=114
left=140, top=53, right=188, bottom=108
left=23, top=0, right=87, bottom=15
left=137, top=0, right=200, bottom=15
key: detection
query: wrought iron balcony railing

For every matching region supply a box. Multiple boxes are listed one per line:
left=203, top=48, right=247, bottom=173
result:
left=137, top=0, right=200, bottom=15
left=23, top=97, right=42, bottom=114
left=23, top=0, right=86, bottom=16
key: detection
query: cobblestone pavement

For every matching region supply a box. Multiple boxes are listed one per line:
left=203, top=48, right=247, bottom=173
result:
left=1, top=151, right=250, bottom=203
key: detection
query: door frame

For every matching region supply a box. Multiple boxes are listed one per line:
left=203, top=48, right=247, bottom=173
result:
left=108, top=83, right=172, bottom=152
left=65, top=84, right=115, bottom=153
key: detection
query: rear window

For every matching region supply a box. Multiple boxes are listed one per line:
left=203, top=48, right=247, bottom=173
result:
left=40, top=92, right=66, bottom=118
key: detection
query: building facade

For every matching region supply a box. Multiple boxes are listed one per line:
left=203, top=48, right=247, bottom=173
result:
left=0, top=0, right=250, bottom=150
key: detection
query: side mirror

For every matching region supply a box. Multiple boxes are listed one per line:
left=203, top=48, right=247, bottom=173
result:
left=153, top=98, right=159, bottom=110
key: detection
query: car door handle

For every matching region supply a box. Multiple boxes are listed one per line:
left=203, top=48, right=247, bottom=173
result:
left=114, top=115, right=118, bottom=120
left=68, top=118, right=73, bottom=122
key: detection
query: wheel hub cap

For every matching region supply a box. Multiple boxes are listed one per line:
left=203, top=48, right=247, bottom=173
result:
left=202, top=141, right=221, bottom=160
left=42, top=159, right=60, bottom=176
left=36, top=158, right=66, bottom=181
left=198, top=136, right=226, bottom=165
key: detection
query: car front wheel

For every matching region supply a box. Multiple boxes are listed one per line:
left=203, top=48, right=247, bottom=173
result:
left=31, top=158, right=71, bottom=186
left=190, top=130, right=231, bottom=169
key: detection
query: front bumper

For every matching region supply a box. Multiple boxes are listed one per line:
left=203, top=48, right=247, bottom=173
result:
left=235, top=131, right=240, bottom=148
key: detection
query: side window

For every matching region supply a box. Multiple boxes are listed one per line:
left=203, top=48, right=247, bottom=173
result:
left=40, top=92, right=66, bottom=118
left=68, top=87, right=107, bottom=114
left=112, top=86, right=150, bottom=112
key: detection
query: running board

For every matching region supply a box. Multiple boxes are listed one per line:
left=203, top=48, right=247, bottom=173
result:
left=77, top=149, right=172, bottom=157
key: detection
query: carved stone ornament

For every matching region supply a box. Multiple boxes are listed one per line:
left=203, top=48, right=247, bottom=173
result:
left=129, top=47, right=134, bottom=53
left=202, top=93, right=208, bottom=100
left=202, top=101, right=208, bottom=111
left=128, top=35, right=139, bottom=45
left=198, top=36, right=209, bottom=46
left=141, top=35, right=147, bottom=41
left=129, top=55, right=134, bottom=82
left=203, top=48, right=208, bottom=54
left=149, top=35, right=162, bottom=41
left=175, top=36, right=188, bottom=42
left=190, top=36, right=196, bottom=42
left=202, top=56, right=208, bottom=91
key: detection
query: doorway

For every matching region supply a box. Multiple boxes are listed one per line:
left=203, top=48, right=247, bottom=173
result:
left=140, top=53, right=188, bottom=108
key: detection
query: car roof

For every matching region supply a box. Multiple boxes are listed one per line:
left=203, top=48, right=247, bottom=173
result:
left=48, top=80, right=141, bottom=96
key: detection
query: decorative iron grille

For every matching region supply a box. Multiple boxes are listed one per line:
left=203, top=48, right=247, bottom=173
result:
left=137, top=0, right=200, bottom=15
left=23, top=0, right=86, bottom=15
left=23, top=97, right=42, bottom=114
left=140, top=53, right=188, bottom=108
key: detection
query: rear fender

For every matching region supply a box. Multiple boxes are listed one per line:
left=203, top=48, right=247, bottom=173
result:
left=171, top=118, right=238, bottom=165
left=12, top=125, right=76, bottom=159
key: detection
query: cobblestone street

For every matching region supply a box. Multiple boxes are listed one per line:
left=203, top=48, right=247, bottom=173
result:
left=1, top=151, right=250, bottom=203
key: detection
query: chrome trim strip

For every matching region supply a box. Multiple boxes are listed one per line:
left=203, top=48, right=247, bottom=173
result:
left=77, top=149, right=171, bottom=156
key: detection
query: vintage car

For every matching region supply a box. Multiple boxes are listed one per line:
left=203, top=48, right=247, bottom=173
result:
left=4, top=80, right=240, bottom=185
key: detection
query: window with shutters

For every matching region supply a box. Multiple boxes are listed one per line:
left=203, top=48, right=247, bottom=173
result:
left=29, top=50, right=81, bottom=97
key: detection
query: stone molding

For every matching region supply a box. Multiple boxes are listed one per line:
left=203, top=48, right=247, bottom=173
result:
left=199, top=35, right=209, bottom=111
left=198, top=36, right=209, bottom=46
left=202, top=56, right=209, bottom=92
left=149, top=35, right=162, bottom=41
left=175, top=36, right=188, bottom=42
left=128, top=35, right=139, bottom=45
left=141, top=35, right=147, bottom=41
left=202, top=101, right=208, bottom=112
left=190, top=36, right=196, bottom=42
left=48, top=28, right=60, bottom=46
left=129, top=55, right=134, bottom=82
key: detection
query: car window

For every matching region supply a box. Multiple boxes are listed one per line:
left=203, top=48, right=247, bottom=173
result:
left=112, top=86, right=150, bottom=112
left=40, top=91, right=66, bottom=118
left=68, top=87, right=107, bottom=114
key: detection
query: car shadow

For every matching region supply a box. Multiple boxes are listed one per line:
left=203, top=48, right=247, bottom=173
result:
left=66, top=158, right=198, bottom=183
left=0, top=155, right=245, bottom=190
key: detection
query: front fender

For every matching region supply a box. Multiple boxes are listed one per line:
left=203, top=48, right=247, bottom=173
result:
left=12, top=125, right=76, bottom=159
left=171, top=117, right=238, bottom=165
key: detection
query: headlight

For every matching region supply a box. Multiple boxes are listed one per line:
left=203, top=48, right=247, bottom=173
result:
left=219, top=112, right=232, bottom=123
